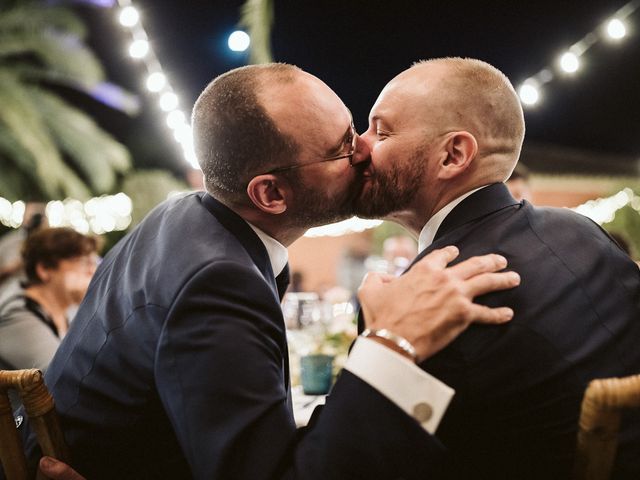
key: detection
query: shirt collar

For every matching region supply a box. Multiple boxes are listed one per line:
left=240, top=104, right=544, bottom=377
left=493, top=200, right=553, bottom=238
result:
left=246, top=222, right=289, bottom=277
left=418, top=185, right=488, bottom=253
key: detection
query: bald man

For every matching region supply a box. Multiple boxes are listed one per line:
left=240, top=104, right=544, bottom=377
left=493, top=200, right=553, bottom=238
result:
left=356, top=58, right=640, bottom=479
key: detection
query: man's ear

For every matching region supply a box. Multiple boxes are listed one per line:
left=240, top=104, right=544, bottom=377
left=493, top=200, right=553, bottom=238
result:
left=246, top=175, right=288, bottom=214
left=35, top=262, right=51, bottom=283
left=438, top=131, right=478, bottom=179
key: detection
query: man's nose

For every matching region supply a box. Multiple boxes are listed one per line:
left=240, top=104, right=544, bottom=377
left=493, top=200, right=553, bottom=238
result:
left=351, top=134, right=371, bottom=166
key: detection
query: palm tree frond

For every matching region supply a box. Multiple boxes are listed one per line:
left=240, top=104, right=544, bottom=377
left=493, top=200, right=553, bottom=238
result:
left=5, top=65, right=139, bottom=115
left=0, top=72, right=91, bottom=199
left=0, top=155, right=43, bottom=201
left=0, top=2, right=134, bottom=201
left=0, top=30, right=104, bottom=85
left=0, top=4, right=87, bottom=40
left=30, top=87, right=131, bottom=193
left=0, top=127, right=37, bottom=174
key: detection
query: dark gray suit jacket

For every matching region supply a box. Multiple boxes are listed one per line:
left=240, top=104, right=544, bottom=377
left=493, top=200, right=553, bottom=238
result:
left=413, top=183, right=640, bottom=479
left=17, top=192, right=443, bottom=479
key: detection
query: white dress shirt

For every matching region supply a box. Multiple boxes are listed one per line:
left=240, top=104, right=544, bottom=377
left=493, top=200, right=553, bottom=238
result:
left=418, top=186, right=488, bottom=252
left=247, top=221, right=454, bottom=434
left=247, top=223, right=289, bottom=277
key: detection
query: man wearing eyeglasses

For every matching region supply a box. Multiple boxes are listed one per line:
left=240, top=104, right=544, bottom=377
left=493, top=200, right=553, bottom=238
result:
left=21, top=63, right=520, bottom=480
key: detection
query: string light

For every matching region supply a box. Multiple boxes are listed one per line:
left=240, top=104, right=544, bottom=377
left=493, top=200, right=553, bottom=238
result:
left=145, top=72, right=166, bottom=92
left=118, top=6, right=139, bottom=27
left=0, top=199, right=25, bottom=228
left=519, top=83, right=540, bottom=106
left=518, top=0, right=639, bottom=107
left=573, top=188, right=640, bottom=224
left=304, top=218, right=383, bottom=238
left=128, top=39, right=149, bottom=59
left=159, top=91, right=179, bottom=111
left=114, top=0, right=198, bottom=169
left=559, top=52, right=580, bottom=73
left=166, top=110, right=186, bottom=129
left=0, top=194, right=133, bottom=234
left=607, top=18, right=627, bottom=39
left=302, top=189, right=640, bottom=238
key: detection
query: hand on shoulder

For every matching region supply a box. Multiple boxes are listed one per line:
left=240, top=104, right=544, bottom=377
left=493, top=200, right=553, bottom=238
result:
left=358, top=246, right=520, bottom=362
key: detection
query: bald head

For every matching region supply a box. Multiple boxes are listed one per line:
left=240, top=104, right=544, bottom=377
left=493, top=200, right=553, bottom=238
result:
left=389, top=57, right=525, bottom=180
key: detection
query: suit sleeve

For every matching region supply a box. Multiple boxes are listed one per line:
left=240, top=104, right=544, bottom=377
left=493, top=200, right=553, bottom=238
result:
left=155, top=260, right=445, bottom=479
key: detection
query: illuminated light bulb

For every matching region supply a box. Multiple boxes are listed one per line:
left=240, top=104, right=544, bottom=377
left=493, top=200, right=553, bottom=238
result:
left=90, top=218, right=105, bottom=235
left=46, top=201, right=65, bottom=227
left=518, top=84, right=539, bottom=106
left=173, top=124, right=192, bottom=144
left=183, top=149, right=199, bottom=169
left=146, top=72, right=166, bottom=92
left=112, top=193, right=133, bottom=217
left=119, top=6, right=139, bottom=27
left=166, top=110, right=186, bottom=129
left=10, top=201, right=25, bottom=228
left=606, top=19, right=626, bottom=39
left=84, top=197, right=98, bottom=216
left=114, top=215, right=132, bottom=231
left=159, top=92, right=178, bottom=111
left=0, top=198, right=12, bottom=223
left=559, top=52, right=579, bottom=73
left=129, top=39, right=149, bottom=59
left=228, top=31, right=250, bottom=52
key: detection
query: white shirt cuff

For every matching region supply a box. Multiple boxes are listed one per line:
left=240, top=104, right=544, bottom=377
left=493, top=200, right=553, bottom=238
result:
left=344, top=337, right=454, bottom=434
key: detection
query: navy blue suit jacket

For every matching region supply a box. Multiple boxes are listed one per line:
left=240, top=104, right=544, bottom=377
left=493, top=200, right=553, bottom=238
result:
left=17, top=192, right=444, bottom=479
left=411, top=183, right=640, bottom=479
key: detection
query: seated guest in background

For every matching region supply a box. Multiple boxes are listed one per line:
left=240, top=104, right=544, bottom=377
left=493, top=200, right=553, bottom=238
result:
left=0, top=227, right=99, bottom=380
left=356, top=57, right=640, bottom=479
left=0, top=204, right=48, bottom=301
left=23, top=63, right=520, bottom=480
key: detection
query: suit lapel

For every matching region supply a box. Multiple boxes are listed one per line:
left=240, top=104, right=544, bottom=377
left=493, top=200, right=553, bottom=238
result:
left=409, top=183, right=520, bottom=268
left=201, top=193, right=278, bottom=294
left=359, top=184, right=519, bottom=334
left=201, top=193, right=291, bottom=390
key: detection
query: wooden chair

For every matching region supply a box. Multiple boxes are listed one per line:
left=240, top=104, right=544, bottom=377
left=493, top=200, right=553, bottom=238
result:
left=0, top=369, right=69, bottom=480
left=573, top=373, right=640, bottom=480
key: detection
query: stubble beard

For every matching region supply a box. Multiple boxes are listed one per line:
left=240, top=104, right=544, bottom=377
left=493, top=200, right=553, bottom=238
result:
left=287, top=165, right=368, bottom=229
left=354, top=148, right=426, bottom=219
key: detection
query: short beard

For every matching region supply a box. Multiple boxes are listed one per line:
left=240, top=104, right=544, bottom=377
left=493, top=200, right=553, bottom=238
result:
left=354, top=147, right=425, bottom=219
left=285, top=166, right=366, bottom=229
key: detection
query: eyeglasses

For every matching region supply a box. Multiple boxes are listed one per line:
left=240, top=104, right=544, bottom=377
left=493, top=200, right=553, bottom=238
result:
left=262, top=123, right=357, bottom=175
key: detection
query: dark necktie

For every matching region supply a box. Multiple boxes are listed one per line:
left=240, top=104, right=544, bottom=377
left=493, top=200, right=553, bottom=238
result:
left=275, top=263, right=290, bottom=300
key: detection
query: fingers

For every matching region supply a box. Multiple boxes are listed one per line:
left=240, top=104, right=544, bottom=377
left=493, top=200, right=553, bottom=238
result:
left=357, top=273, right=384, bottom=327
left=358, top=272, right=396, bottom=296
left=39, top=457, right=86, bottom=480
left=466, top=304, right=515, bottom=324
left=410, top=246, right=459, bottom=271
left=462, top=271, right=520, bottom=298
left=377, top=273, right=396, bottom=284
left=447, top=254, right=508, bottom=280
left=358, top=272, right=384, bottom=292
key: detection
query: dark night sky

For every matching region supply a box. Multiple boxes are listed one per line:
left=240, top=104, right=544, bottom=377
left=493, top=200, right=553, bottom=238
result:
left=78, top=0, right=640, bottom=174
